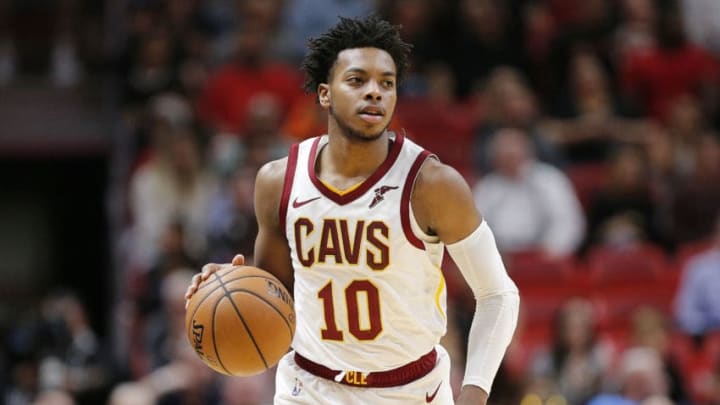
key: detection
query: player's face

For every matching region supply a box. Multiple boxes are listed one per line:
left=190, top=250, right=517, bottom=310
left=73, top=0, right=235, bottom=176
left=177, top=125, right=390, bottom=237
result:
left=319, top=47, right=397, bottom=142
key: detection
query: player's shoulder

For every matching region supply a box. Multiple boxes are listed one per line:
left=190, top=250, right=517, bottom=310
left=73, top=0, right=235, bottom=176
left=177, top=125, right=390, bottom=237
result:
left=256, top=157, right=289, bottom=187
left=254, top=157, right=291, bottom=225
left=414, top=156, right=470, bottom=194
left=254, top=157, right=291, bottom=207
left=411, top=156, right=481, bottom=238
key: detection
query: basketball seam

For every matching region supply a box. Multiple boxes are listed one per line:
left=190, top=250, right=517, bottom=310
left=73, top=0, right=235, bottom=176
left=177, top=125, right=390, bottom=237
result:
left=195, top=267, right=240, bottom=292
left=224, top=288, right=295, bottom=340
left=210, top=294, right=233, bottom=375
left=189, top=276, right=275, bottom=321
left=186, top=284, right=234, bottom=375
left=196, top=273, right=280, bottom=293
left=212, top=272, right=270, bottom=370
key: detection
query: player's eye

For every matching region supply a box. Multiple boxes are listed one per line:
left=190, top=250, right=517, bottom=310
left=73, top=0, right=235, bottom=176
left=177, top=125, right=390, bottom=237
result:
left=347, top=77, right=363, bottom=85
left=383, top=80, right=395, bottom=88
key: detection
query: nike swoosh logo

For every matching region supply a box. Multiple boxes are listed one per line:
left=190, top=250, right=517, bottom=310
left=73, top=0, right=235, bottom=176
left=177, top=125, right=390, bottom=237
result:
left=425, top=381, right=442, bottom=403
left=292, top=196, right=321, bottom=208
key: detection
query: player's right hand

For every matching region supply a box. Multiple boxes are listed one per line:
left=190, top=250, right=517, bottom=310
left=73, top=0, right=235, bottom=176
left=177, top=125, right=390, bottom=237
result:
left=185, top=254, right=245, bottom=307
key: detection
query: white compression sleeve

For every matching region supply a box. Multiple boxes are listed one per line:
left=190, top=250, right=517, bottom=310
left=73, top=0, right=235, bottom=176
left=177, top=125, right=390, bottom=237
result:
left=445, top=221, right=520, bottom=393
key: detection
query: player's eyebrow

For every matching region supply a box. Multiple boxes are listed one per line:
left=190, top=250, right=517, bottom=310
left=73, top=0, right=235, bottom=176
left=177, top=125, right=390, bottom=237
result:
left=345, top=68, right=396, bottom=77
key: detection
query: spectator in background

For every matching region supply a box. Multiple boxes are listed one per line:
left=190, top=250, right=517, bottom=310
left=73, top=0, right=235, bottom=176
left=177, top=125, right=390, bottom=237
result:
left=208, top=93, right=291, bottom=177
left=3, top=340, right=39, bottom=405
left=664, top=94, right=709, bottom=178
left=379, top=0, right=450, bottom=75
left=680, top=0, right=720, bottom=54
left=620, top=4, right=720, bottom=122
left=472, top=127, right=585, bottom=256
left=614, top=0, right=657, bottom=62
left=109, top=347, right=219, bottom=405
left=0, top=0, right=86, bottom=87
left=210, top=0, right=286, bottom=64
left=107, top=382, right=154, bottom=405
left=137, top=220, right=198, bottom=316
left=0, top=0, right=14, bottom=85
left=526, top=298, right=612, bottom=405
left=281, top=94, right=328, bottom=141
left=117, top=0, right=223, bottom=101
left=196, top=23, right=303, bottom=136
left=448, top=0, right=524, bottom=100
left=143, top=269, right=195, bottom=371
left=587, top=347, right=671, bottom=405
left=128, top=124, right=217, bottom=271
left=674, top=214, right=720, bottom=339
left=629, top=307, right=689, bottom=405
left=642, top=102, right=717, bottom=244
left=137, top=269, right=222, bottom=404
left=31, top=389, right=75, bottom=405
left=670, top=131, right=720, bottom=244
left=50, top=0, right=86, bottom=87
left=544, top=49, right=644, bottom=164
left=3, top=290, right=107, bottom=405
left=474, top=67, right=564, bottom=174
left=206, top=166, right=257, bottom=264
left=520, top=0, right=557, bottom=97
left=121, top=27, right=181, bottom=114
left=274, top=0, right=373, bottom=63
left=545, top=0, right=619, bottom=101
left=394, top=61, right=476, bottom=178
left=220, top=373, right=275, bottom=405
left=156, top=0, right=222, bottom=98
left=129, top=92, right=196, bottom=165
left=584, top=145, right=665, bottom=250
left=707, top=359, right=720, bottom=405
left=238, top=93, right=291, bottom=169
left=644, top=122, right=677, bottom=197
left=36, top=292, right=107, bottom=399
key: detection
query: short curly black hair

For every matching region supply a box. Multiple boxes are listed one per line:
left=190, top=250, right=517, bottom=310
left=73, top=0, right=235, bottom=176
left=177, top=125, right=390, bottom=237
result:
left=301, top=15, right=412, bottom=96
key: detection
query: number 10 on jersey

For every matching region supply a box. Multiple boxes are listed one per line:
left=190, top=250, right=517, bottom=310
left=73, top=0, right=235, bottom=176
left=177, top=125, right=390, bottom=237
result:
left=318, top=280, right=382, bottom=341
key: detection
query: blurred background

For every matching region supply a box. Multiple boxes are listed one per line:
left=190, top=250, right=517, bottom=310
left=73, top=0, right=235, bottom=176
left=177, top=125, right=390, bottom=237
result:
left=1, top=0, right=719, bottom=404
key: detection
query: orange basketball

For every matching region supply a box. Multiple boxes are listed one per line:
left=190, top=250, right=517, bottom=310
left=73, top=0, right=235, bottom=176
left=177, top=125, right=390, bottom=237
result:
left=185, top=265, right=295, bottom=376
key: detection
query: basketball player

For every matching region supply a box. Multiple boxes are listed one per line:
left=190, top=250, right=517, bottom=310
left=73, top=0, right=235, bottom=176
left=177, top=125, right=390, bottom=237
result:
left=186, top=16, right=519, bottom=405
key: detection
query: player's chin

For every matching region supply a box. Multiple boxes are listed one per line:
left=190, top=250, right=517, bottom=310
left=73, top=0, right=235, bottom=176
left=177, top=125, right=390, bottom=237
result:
left=357, top=121, right=389, bottom=139
left=355, top=128, right=386, bottom=142
left=341, top=117, right=389, bottom=142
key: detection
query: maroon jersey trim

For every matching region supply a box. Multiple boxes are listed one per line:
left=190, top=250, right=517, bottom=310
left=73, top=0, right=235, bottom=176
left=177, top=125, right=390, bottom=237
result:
left=401, top=150, right=433, bottom=250
left=279, top=143, right=300, bottom=232
left=308, top=132, right=405, bottom=205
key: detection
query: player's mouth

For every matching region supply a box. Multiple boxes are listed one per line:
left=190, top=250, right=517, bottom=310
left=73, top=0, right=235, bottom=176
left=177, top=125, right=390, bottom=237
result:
left=358, top=106, right=385, bottom=123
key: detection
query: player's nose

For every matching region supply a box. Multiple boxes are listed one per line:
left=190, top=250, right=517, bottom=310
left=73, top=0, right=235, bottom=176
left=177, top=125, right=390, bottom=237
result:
left=364, top=81, right=382, bottom=101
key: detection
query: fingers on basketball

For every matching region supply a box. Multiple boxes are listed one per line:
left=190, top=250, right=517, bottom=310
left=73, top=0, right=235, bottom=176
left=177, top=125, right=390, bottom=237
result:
left=185, top=265, right=295, bottom=376
left=231, top=254, right=245, bottom=266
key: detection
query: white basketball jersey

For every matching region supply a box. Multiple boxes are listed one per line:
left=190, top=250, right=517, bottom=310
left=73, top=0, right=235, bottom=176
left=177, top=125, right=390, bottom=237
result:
left=280, top=132, right=448, bottom=373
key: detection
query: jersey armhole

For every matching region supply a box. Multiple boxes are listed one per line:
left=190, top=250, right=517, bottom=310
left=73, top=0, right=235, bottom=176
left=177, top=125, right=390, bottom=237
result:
left=408, top=203, right=440, bottom=244
left=401, top=150, right=441, bottom=249
left=278, top=143, right=300, bottom=232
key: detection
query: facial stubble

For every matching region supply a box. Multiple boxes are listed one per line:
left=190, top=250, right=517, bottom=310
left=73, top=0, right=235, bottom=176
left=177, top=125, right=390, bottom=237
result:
left=329, top=106, right=388, bottom=143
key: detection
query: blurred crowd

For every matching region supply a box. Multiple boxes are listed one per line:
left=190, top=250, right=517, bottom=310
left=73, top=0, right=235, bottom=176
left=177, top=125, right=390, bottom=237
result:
left=2, top=0, right=720, bottom=404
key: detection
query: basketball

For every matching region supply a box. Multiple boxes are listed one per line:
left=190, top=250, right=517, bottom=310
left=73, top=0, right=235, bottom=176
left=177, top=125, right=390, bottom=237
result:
left=185, top=265, right=295, bottom=376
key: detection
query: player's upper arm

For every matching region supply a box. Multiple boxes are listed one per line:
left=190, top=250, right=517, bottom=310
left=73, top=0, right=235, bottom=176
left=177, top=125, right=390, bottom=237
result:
left=412, top=157, right=482, bottom=244
left=254, top=158, right=294, bottom=291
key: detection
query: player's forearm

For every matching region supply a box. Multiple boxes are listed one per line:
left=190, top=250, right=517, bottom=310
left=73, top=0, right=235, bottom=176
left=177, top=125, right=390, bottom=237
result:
left=446, top=221, right=520, bottom=393
left=462, top=292, right=519, bottom=392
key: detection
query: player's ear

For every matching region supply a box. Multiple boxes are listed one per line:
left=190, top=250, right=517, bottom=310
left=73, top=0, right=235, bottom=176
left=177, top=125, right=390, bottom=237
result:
left=318, top=84, right=330, bottom=107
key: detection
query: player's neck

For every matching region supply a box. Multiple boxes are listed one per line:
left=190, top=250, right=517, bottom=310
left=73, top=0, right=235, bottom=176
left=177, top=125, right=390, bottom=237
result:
left=321, top=130, right=390, bottom=179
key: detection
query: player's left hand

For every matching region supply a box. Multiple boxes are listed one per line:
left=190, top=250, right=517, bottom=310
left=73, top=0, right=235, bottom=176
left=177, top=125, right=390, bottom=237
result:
left=185, top=254, right=245, bottom=307
left=455, top=385, right=488, bottom=405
